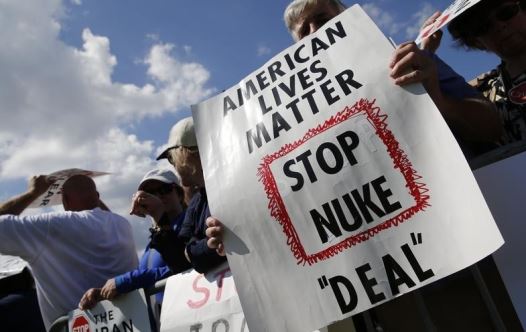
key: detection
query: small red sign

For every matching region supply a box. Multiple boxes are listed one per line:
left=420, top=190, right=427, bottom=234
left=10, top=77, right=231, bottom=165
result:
left=71, top=315, right=90, bottom=332
left=509, top=81, right=526, bottom=105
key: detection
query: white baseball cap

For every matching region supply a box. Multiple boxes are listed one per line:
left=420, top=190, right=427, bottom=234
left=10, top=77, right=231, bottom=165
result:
left=156, top=117, right=197, bottom=160
left=138, top=168, right=181, bottom=189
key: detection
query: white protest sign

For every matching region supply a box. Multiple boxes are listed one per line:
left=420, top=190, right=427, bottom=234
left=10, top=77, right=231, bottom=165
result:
left=415, top=0, right=481, bottom=44
left=160, top=265, right=333, bottom=332
left=28, top=168, right=109, bottom=209
left=160, top=264, right=248, bottom=332
left=192, top=5, right=503, bottom=332
left=0, top=254, right=27, bottom=280
left=68, top=289, right=151, bottom=332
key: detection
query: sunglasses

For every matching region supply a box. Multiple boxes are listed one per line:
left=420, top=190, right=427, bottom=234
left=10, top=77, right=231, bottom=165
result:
left=143, top=184, right=174, bottom=197
left=472, top=1, right=524, bottom=36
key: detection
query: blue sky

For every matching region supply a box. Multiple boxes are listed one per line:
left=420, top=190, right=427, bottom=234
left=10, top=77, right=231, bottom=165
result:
left=0, top=0, right=500, bottom=251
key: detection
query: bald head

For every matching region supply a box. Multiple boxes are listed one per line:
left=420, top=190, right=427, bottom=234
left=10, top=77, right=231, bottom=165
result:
left=61, top=175, right=100, bottom=211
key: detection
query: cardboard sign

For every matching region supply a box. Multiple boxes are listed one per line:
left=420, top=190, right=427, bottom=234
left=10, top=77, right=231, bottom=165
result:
left=28, top=168, right=109, bottom=208
left=192, top=5, right=503, bottom=332
left=415, top=0, right=481, bottom=44
left=68, top=289, right=151, bottom=332
left=160, top=265, right=330, bottom=332
left=160, top=264, right=247, bottom=332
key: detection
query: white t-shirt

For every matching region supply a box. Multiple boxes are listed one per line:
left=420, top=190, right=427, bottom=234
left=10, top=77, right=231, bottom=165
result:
left=0, top=208, right=138, bottom=330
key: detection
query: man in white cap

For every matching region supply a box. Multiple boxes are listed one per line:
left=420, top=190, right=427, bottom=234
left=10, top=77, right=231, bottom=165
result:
left=0, top=174, right=137, bottom=330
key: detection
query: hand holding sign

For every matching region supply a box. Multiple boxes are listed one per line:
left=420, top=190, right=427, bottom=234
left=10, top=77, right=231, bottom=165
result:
left=205, top=217, right=226, bottom=256
left=100, top=278, right=119, bottom=300
left=389, top=41, right=439, bottom=91
left=28, top=175, right=56, bottom=198
left=420, top=11, right=443, bottom=53
left=414, top=0, right=482, bottom=45
left=78, top=288, right=103, bottom=310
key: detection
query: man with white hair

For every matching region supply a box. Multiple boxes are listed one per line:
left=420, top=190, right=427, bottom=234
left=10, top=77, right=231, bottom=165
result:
left=0, top=174, right=137, bottom=330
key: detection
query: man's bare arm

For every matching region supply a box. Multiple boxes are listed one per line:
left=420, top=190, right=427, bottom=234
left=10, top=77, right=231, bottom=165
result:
left=0, top=175, right=54, bottom=216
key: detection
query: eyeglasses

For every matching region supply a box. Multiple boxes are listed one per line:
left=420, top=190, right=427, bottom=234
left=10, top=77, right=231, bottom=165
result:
left=166, top=145, right=199, bottom=166
left=472, top=1, right=524, bottom=36
left=142, top=184, right=174, bottom=197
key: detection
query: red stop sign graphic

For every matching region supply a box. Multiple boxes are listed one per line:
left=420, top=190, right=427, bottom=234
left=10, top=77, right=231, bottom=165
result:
left=71, top=315, right=90, bottom=332
left=509, top=81, right=526, bottom=105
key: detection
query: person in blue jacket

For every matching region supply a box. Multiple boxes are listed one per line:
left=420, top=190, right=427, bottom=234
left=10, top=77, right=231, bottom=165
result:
left=78, top=168, right=186, bottom=329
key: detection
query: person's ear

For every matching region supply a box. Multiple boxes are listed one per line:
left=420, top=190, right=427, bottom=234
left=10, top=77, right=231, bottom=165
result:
left=62, top=193, right=70, bottom=211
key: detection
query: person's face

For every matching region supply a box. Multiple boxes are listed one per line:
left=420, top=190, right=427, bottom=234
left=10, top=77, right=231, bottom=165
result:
left=291, top=1, right=343, bottom=41
left=139, top=180, right=182, bottom=212
left=170, top=148, right=204, bottom=188
left=474, top=1, right=526, bottom=59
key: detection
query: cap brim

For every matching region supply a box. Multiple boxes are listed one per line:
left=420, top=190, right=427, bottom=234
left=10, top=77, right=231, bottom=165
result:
left=138, top=176, right=174, bottom=189
left=156, top=147, right=172, bottom=160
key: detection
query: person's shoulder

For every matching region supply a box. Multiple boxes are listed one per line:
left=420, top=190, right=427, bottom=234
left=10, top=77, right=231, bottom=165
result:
left=187, top=189, right=204, bottom=209
left=95, top=208, right=130, bottom=222
left=75, top=208, right=129, bottom=225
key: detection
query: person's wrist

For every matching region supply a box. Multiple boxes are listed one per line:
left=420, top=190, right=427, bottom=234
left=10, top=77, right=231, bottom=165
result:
left=27, top=188, right=45, bottom=199
left=154, top=211, right=170, bottom=228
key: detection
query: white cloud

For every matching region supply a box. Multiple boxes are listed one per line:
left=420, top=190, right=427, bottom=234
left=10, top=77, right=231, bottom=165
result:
left=257, top=44, right=271, bottom=57
left=362, top=3, right=401, bottom=36
left=146, top=33, right=160, bottom=41
left=75, top=29, right=117, bottom=86
left=0, top=0, right=214, bottom=251
left=71, top=0, right=81, bottom=5
left=405, top=3, right=437, bottom=39
left=361, top=2, right=438, bottom=41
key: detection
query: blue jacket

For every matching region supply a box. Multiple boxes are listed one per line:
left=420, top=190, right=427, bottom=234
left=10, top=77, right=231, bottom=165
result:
left=151, top=189, right=226, bottom=274
left=114, top=212, right=185, bottom=303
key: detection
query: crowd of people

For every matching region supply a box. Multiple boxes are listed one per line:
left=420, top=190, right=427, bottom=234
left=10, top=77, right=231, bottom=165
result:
left=1, top=0, right=525, bottom=331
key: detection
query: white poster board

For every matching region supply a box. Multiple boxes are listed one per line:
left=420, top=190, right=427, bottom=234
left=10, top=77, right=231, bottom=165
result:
left=0, top=254, right=27, bottom=280
left=474, top=151, right=526, bottom=328
left=28, top=168, right=109, bottom=208
left=68, top=289, right=151, bottom=332
left=192, top=6, right=503, bottom=332
left=160, top=264, right=247, bottom=332
left=415, top=0, right=481, bottom=44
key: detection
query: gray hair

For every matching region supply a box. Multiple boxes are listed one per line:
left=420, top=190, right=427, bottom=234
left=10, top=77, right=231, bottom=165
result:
left=284, top=0, right=347, bottom=34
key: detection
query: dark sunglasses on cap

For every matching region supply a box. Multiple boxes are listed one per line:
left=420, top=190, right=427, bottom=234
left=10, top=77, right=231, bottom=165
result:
left=472, top=1, right=524, bottom=36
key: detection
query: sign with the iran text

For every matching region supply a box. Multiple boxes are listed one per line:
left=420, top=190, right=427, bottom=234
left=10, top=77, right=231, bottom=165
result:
left=192, top=5, right=503, bottom=332
left=68, top=289, right=151, bottom=332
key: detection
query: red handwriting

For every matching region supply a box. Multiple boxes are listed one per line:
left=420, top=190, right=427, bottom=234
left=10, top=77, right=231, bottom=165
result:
left=257, top=99, right=430, bottom=266
left=187, top=267, right=232, bottom=309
